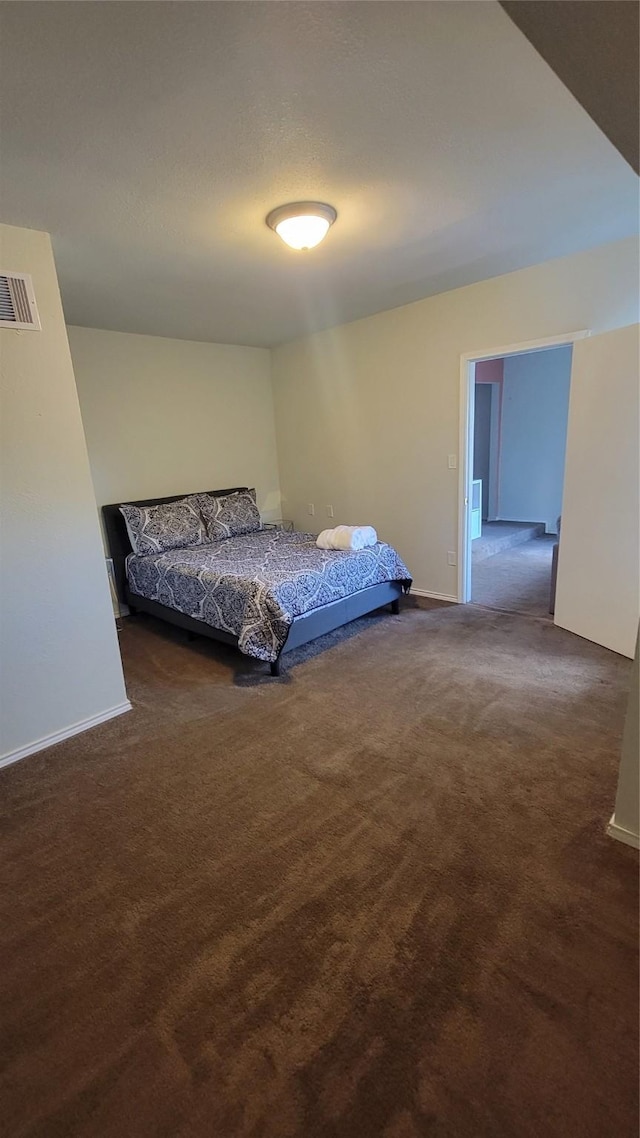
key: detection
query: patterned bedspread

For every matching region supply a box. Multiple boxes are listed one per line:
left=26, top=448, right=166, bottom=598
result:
left=126, top=529, right=412, bottom=662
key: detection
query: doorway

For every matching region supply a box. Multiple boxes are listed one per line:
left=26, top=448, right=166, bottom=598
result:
left=458, top=331, right=589, bottom=618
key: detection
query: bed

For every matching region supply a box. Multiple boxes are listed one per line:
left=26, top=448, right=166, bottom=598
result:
left=103, top=487, right=412, bottom=675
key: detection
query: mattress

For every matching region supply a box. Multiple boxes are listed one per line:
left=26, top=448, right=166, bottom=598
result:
left=126, top=528, right=412, bottom=662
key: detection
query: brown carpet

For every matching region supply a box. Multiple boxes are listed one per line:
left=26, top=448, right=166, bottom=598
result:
left=0, top=601, right=637, bottom=1138
left=471, top=536, right=556, bottom=620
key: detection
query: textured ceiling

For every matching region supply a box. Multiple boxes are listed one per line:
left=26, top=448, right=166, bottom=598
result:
left=0, top=1, right=637, bottom=347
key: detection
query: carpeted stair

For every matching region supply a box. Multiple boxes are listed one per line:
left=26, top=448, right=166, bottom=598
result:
left=472, top=520, right=546, bottom=562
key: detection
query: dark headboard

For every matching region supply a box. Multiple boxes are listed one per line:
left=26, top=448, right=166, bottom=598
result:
left=102, top=487, right=248, bottom=602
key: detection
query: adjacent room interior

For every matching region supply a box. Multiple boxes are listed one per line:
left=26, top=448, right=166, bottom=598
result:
left=0, top=3, right=638, bottom=1137
left=469, top=344, right=572, bottom=620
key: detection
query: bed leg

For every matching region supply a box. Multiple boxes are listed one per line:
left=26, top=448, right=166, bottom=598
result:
left=391, top=598, right=400, bottom=615
left=270, top=660, right=281, bottom=677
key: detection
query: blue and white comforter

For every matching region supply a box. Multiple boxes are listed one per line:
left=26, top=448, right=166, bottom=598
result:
left=126, top=528, right=412, bottom=662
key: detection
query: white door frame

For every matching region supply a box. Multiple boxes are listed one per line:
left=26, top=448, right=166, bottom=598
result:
left=457, top=330, right=590, bottom=604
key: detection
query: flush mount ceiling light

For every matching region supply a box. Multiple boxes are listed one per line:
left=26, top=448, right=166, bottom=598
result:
left=266, top=201, right=337, bottom=250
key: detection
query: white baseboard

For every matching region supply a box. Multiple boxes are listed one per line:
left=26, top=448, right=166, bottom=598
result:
left=411, top=588, right=459, bottom=603
left=0, top=700, right=132, bottom=770
left=607, top=813, right=640, bottom=850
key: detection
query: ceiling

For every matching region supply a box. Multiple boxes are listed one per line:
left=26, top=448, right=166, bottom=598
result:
left=500, top=1, right=639, bottom=174
left=0, top=1, right=637, bottom=348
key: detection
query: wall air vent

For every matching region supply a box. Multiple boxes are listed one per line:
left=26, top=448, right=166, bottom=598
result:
left=0, top=272, right=41, bottom=330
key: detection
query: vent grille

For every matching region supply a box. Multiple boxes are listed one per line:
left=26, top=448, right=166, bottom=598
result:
left=0, top=272, right=41, bottom=330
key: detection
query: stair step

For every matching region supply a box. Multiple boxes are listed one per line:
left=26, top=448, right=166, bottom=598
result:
left=472, top=522, right=546, bottom=562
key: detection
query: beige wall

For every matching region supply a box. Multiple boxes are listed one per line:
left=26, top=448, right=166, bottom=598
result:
left=0, top=225, right=128, bottom=763
left=555, top=325, right=639, bottom=658
left=610, top=631, right=639, bottom=848
left=68, top=326, right=281, bottom=528
left=271, top=238, right=639, bottom=602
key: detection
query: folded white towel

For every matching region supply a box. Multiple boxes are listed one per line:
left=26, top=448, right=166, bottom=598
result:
left=316, top=525, right=378, bottom=551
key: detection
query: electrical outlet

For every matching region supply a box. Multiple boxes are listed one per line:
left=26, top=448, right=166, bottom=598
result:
left=326, top=505, right=334, bottom=518
left=307, top=503, right=315, bottom=516
left=448, top=454, right=457, bottom=469
left=447, top=551, right=457, bottom=566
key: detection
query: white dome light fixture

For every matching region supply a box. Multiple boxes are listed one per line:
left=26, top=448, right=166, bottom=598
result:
left=266, top=201, right=337, bottom=250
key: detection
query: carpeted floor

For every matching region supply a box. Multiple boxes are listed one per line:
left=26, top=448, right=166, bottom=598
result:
left=472, top=535, right=556, bottom=620
left=0, top=601, right=637, bottom=1138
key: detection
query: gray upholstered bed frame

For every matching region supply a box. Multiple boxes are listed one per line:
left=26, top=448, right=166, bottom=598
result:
left=102, top=487, right=403, bottom=676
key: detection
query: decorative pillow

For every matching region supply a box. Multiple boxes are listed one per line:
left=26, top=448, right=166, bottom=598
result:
left=120, top=498, right=208, bottom=556
left=193, top=490, right=261, bottom=541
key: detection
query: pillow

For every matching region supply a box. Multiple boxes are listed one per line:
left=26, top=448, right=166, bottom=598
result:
left=193, top=490, right=261, bottom=541
left=120, top=498, right=208, bottom=556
